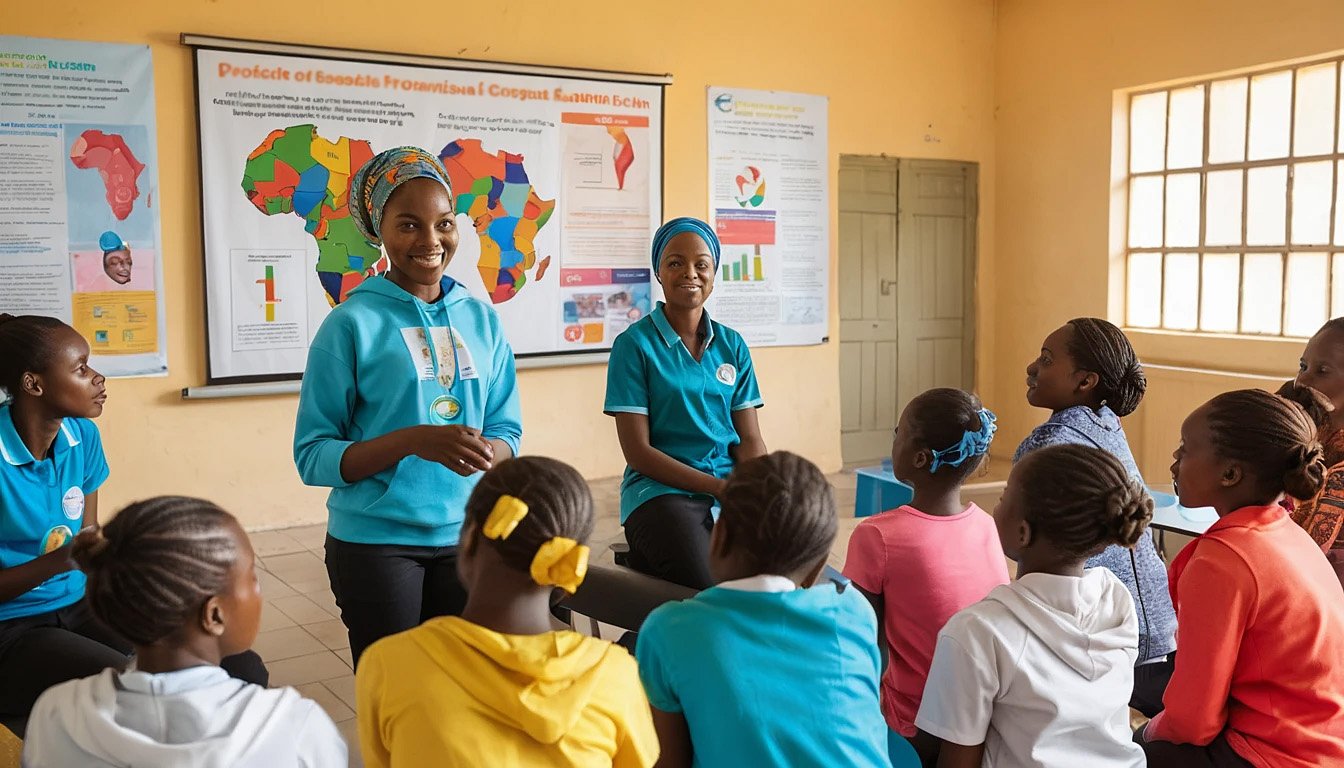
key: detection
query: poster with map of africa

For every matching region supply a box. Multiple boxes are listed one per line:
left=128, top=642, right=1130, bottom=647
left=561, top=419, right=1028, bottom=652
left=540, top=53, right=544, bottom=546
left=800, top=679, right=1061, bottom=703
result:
left=194, top=43, right=665, bottom=383
left=0, top=36, right=168, bottom=377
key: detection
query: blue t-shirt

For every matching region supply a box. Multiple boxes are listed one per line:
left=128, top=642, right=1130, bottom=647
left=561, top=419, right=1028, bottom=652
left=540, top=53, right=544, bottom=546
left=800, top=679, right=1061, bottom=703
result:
left=1014, top=405, right=1177, bottom=661
left=0, top=404, right=108, bottom=622
left=604, top=304, right=763, bottom=523
left=635, top=583, right=890, bottom=768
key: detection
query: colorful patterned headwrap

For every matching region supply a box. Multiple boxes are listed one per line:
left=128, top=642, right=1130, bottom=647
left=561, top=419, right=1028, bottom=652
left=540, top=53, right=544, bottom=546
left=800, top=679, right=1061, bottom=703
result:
left=651, top=217, right=721, bottom=272
left=349, top=146, right=453, bottom=246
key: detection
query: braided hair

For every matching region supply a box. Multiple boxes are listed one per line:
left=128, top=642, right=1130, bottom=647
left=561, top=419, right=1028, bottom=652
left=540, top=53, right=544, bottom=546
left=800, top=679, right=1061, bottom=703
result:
left=72, top=496, right=240, bottom=646
left=1066, top=318, right=1146, bottom=417
left=1013, top=444, right=1152, bottom=558
left=0, top=314, right=69, bottom=396
left=1204, top=389, right=1326, bottom=502
left=463, top=456, right=595, bottom=573
left=716, top=451, right=837, bottom=577
left=904, top=388, right=993, bottom=482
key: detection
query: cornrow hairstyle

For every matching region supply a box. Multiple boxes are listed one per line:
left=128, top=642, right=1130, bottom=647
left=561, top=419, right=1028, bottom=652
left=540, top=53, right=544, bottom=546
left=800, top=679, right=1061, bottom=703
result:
left=1014, top=444, right=1152, bottom=558
left=1204, top=389, right=1327, bottom=502
left=1065, top=317, right=1147, bottom=417
left=716, top=451, right=837, bottom=577
left=71, top=496, right=240, bottom=646
left=905, top=388, right=992, bottom=482
left=464, top=456, right=595, bottom=574
left=0, top=314, right=69, bottom=397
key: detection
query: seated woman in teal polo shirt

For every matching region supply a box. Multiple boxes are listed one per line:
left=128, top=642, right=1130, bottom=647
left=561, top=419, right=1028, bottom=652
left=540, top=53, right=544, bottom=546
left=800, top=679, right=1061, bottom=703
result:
left=604, top=217, right=766, bottom=588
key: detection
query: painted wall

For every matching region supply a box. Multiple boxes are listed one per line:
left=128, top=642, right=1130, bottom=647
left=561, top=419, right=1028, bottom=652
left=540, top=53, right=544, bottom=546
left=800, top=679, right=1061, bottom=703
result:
left=993, top=0, right=1344, bottom=477
left=7, top=0, right=998, bottom=529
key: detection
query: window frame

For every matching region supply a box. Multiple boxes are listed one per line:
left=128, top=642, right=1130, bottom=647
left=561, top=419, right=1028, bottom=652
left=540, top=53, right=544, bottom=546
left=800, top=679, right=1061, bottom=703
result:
left=1121, top=54, right=1344, bottom=338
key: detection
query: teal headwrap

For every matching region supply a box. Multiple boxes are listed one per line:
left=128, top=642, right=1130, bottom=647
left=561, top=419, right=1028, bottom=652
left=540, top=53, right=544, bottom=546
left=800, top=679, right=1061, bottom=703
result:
left=350, top=146, right=453, bottom=246
left=651, top=217, right=721, bottom=272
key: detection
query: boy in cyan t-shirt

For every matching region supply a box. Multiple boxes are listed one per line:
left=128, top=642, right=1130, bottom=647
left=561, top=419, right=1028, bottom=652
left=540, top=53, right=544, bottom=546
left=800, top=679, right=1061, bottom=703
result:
left=636, top=452, right=890, bottom=768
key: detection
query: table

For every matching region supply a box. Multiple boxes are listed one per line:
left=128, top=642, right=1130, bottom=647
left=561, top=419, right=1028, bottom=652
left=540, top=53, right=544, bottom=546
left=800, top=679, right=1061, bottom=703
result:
left=1147, top=487, right=1217, bottom=537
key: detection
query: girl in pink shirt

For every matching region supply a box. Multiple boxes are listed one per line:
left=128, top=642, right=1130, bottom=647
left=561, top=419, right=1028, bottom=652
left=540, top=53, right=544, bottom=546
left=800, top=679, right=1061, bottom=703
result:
left=843, top=388, right=1010, bottom=746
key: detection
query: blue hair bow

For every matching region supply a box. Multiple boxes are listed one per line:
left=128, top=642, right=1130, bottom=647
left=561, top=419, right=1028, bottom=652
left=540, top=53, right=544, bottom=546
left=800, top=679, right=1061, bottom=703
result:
left=929, top=409, right=997, bottom=473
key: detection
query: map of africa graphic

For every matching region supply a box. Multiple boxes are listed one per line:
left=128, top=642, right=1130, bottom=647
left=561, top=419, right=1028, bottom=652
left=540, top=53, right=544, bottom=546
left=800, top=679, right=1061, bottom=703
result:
left=70, top=130, right=145, bottom=221
left=241, top=125, right=554, bottom=306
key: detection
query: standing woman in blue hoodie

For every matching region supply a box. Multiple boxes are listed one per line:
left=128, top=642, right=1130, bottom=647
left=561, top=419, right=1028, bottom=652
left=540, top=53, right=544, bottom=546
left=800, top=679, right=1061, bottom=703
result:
left=294, top=146, right=523, bottom=665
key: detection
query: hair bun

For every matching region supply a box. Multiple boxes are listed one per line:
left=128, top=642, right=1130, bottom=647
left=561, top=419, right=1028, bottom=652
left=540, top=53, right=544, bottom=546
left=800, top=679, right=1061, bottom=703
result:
left=1102, top=480, right=1152, bottom=548
left=1284, top=440, right=1328, bottom=501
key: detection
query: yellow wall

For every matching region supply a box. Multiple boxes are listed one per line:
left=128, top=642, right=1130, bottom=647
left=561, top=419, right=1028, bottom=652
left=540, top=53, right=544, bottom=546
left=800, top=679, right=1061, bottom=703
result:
left=993, top=0, right=1344, bottom=477
left=7, top=0, right=998, bottom=529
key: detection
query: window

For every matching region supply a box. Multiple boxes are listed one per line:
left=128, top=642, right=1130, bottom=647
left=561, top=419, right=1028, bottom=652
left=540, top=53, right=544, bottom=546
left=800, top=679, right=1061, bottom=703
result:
left=1123, top=56, right=1344, bottom=337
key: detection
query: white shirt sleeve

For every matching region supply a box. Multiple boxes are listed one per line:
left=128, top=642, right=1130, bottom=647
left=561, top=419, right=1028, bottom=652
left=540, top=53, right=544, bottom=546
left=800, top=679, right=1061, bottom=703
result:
left=914, top=620, right=1001, bottom=747
left=296, top=700, right=349, bottom=768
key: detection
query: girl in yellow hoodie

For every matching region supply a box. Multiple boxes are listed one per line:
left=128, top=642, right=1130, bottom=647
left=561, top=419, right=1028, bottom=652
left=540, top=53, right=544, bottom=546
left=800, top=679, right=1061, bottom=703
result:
left=356, top=456, right=659, bottom=768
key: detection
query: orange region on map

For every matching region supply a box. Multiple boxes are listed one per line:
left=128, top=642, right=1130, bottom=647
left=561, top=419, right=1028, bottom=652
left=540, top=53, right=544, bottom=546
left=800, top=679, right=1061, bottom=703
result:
left=70, top=130, right=145, bottom=221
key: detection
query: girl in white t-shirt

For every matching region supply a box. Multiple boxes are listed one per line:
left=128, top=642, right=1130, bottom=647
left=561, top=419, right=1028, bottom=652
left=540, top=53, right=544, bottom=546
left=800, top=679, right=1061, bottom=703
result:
left=914, top=443, right=1149, bottom=768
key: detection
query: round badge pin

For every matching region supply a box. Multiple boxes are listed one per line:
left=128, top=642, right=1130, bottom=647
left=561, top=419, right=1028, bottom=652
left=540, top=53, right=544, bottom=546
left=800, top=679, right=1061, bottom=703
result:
left=431, top=395, right=462, bottom=423
left=61, top=486, right=85, bottom=520
left=716, top=363, right=738, bottom=386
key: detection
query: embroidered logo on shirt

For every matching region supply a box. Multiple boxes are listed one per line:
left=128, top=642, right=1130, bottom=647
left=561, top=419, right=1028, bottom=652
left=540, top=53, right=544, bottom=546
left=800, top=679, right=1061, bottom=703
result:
left=61, top=486, right=85, bottom=521
left=716, top=364, right=737, bottom=386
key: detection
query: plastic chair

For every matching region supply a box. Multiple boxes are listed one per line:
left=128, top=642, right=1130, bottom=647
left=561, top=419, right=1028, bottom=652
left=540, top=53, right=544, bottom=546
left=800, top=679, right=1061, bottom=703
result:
left=854, top=465, right=915, bottom=518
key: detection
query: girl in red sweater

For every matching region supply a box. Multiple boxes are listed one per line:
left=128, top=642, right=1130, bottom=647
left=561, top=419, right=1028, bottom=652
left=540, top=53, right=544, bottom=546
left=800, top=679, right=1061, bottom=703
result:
left=1141, top=389, right=1344, bottom=767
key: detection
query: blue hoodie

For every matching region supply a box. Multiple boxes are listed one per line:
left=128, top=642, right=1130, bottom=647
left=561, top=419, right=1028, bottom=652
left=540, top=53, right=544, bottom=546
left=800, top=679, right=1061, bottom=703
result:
left=294, top=275, right=522, bottom=547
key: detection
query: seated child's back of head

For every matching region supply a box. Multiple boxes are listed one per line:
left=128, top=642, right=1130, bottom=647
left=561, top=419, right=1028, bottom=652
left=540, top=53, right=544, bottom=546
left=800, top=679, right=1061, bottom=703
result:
left=637, top=451, right=891, bottom=768
left=356, top=456, right=659, bottom=768
left=843, top=388, right=1009, bottom=738
left=22, top=496, right=346, bottom=768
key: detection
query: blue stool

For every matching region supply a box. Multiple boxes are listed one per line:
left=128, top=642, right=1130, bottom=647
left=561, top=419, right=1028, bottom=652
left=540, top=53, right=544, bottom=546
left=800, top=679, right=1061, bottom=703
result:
left=854, top=465, right=915, bottom=518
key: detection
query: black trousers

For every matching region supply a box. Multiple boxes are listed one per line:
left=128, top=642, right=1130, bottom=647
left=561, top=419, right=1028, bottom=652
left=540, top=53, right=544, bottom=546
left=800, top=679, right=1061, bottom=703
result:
left=1139, top=729, right=1255, bottom=767
left=1130, top=653, right=1177, bottom=717
left=325, top=534, right=468, bottom=667
left=623, top=494, right=715, bottom=589
left=0, top=601, right=267, bottom=732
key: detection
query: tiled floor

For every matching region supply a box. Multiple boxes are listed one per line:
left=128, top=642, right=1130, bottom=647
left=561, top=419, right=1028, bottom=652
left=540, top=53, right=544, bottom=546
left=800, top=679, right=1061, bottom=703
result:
left=249, top=470, right=1009, bottom=767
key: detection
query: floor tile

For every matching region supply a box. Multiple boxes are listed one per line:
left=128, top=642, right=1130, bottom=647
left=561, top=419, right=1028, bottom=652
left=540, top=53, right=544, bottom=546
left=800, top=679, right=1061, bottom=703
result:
left=258, top=604, right=296, bottom=632
left=324, top=673, right=358, bottom=710
left=268, top=650, right=351, bottom=688
left=262, top=551, right=328, bottom=582
left=248, top=529, right=306, bottom=558
left=255, top=568, right=298, bottom=600
left=297, top=681, right=354, bottom=723
left=252, top=626, right=325, bottom=662
left=306, top=618, right=352, bottom=651
left=288, top=524, right=329, bottom=550
left=271, top=594, right=337, bottom=625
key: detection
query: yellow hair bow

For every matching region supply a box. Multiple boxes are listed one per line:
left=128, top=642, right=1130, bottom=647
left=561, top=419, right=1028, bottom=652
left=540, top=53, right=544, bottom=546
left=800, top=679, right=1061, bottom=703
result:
left=483, top=495, right=528, bottom=540
left=530, top=537, right=590, bottom=594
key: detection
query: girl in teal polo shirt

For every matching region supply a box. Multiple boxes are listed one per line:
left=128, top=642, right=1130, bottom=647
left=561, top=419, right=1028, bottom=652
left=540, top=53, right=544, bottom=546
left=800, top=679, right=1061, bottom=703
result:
left=0, top=315, right=269, bottom=730
left=604, top=217, right=766, bottom=588
left=0, top=314, right=126, bottom=726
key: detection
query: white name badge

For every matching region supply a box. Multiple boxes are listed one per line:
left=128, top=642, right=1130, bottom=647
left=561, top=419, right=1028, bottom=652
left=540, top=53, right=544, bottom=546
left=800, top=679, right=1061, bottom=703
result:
left=452, top=329, right=479, bottom=381
left=401, top=327, right=458, bottom=388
